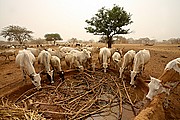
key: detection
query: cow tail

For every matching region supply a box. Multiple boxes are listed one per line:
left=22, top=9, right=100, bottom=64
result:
left=44, top=53, right=49, bottom=72
left=102, top=51, right=107, bottom=64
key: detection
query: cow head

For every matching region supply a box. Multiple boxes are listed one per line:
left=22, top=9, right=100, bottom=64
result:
left=47, top=70, right=54, bottom=84
left=83, top=49, right=91, bottom=59
left=146, top=76, right=161, bottom=100
left=130, top=71, right=137, bottom=85
left=32, top=73, right=42, bottom=90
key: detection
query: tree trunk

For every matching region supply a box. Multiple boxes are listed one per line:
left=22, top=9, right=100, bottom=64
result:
left=107, top=36, right=112, bottom=48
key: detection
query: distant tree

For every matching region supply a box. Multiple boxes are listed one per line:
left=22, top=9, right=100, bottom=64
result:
left=68, top=38, right=78, bottom=44
left=88, top=39, right=95, bottom=43
left=138, top=37, right=150, bottom=44
left=29, top=38, right=46, bottom=44
left=114, top=36, right=127, bottom=44
left=85, top=4, right=133, bottom=48
left=44, top=33, right=62, bottom=44
left=0, top=25, right=33, bottom=44
left=168, top=38, right=180, bottom=44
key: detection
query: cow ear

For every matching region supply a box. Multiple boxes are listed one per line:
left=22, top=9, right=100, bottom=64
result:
left=149, top=76, right=155, bottom=80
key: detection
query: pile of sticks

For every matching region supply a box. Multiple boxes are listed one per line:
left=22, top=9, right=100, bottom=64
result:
left=14, top=70, right=138, bottom=119
left=0, top=97, right=45, bottom=120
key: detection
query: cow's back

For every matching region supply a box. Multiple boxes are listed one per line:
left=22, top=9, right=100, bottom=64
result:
left=99, top=47, right=111, bottom=58
left=134, top=49, right=150, bottom=65
left=38, top=50, right=51, bottom=64
left=16, top=50, right=35, bottom=70
left=142, top=49, right=150, bottom=64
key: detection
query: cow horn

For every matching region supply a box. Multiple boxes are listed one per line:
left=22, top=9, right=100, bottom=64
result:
left=38, top=70, right=43, bottom=74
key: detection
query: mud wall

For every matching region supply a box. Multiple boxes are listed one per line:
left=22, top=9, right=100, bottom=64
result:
left=135, top=94, right=166, bottom=120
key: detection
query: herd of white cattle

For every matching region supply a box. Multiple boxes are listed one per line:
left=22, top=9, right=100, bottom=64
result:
left=1, top=45, right=179, bottom=101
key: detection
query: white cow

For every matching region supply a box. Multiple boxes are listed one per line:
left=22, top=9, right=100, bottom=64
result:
left=38, top=50, right=54, bottom=84
left=50, top=56, right=65, bottom=81
left=130, top=49, right=150, bottom=85
left=98, top=47, right=111, bottom=73
left=47, top=48, right=66, bottom=60
left=16, top=49, right=42, bottom=90
left=119, top=50, right=136, bottom=78
left=26, top=48, right=42, bottom=57
left=146, top=58, right=180, bottom=100
left=70, top=49, right=91, bottom=69
left=111, top=51, right=122, bottom=69
left=65, top=53, right=84, bottom=71
left=0, top=49, right=16, bottom=60
left=82, top=47, right=100, bottom=54
left=59, top=46, right=74, bottom=53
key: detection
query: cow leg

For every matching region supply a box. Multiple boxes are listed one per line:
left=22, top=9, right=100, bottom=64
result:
left=5, top=56, right=7, bottom=61
left=8, top=56, right=10, bottom=61
left=22, top=70, right=27, bottom=84
left=140, top=65, right=145, bottom=74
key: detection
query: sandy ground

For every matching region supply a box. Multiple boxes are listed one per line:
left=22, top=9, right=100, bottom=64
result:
left=0, top=43, right=180, bottom=119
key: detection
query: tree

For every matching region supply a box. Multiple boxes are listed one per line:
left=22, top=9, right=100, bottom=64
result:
left=85, top=4, right=133, bottom=48
left=1, top=25, right=33, bottom=44
left=44, top=33, right=62, bottom=44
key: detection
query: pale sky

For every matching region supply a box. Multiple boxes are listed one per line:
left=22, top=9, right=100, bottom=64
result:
left=0, top=0, right=180, bottom=41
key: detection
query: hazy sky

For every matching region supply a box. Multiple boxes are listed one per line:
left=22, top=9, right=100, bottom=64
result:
left=0, top=0, right=180, bottom=41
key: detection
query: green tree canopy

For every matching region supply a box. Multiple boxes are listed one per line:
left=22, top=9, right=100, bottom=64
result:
left=44, top=33, right=62, bottom=44
left=85, top=4, right=133, bottom=48
left=0, top=25, right=33, bottom=44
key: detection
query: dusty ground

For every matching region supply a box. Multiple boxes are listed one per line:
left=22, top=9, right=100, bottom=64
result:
left=0, top=43, right=180, bottom=119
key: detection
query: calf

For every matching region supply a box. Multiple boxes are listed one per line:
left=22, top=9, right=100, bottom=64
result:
left=146, top=58, right=180, bottom=100
left=130, top=49, right=150, bottom=85
left=16, top=49, right=41, bottom=90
